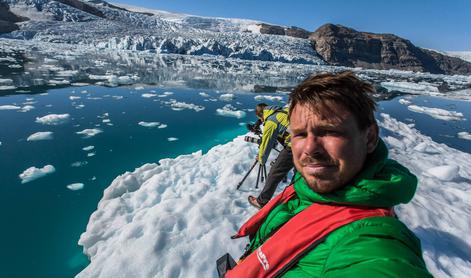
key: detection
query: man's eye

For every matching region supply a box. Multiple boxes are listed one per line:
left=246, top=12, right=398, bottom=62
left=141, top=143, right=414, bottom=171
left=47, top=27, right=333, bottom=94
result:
left=293, top=132, right=306, bottom=138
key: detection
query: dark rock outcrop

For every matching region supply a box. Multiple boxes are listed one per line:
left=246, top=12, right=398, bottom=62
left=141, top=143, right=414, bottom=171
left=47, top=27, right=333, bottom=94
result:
left=0, top=2, right=29, bottom=34
left=310, top=23, right=471, bottom=75
left=259, top=23, right=310, bottom=39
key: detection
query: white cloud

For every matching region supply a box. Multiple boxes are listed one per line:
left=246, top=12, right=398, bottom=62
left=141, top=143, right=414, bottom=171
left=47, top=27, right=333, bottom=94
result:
left=19, top=165, right=56, bottom=184
left=27, top=132, right=53, bottom=141
left=36, top=114, right=70, bottom=125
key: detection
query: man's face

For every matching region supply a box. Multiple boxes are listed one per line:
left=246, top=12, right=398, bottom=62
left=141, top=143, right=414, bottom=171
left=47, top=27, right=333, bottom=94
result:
left=290, top=102, right=378, bottom=193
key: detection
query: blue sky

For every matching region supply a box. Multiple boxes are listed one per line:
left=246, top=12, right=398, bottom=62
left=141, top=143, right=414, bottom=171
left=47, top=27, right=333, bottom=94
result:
left=113, top=0, right=470, bottom=51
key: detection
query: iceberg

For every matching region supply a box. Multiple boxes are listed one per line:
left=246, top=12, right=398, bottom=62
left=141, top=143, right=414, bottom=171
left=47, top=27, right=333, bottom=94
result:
left=19, top=165, right=56, bottom=184
left=78, top=113, right=471, bottom=277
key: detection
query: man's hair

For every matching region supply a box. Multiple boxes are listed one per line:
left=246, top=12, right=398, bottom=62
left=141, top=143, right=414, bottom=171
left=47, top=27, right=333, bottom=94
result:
left=288, top=71, right=377, bottom=130
left=255, top=103, right=268, bottom=118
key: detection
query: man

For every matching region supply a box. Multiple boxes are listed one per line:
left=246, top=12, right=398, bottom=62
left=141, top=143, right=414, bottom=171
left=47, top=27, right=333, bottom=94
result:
left=247, top=103, right=294, bottom=209
left=221, top=72, right=432, bottom=277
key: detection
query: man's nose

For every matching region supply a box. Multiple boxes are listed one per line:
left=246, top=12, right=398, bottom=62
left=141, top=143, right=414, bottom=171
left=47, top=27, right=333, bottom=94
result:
left=303, top=133, right=323, bottom=155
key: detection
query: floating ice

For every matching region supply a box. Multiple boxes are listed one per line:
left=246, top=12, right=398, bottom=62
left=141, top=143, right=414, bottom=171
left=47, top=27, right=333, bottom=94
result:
left=71, top=161, right=88, bottom=167
left=70, top=96, right=81, bottom=100
left=254, top=95, right=283, bottom=102
left=165, top=99, right=205, bottom=112
left=76, top=129, right=103, bottom=138
left=82, top=146, right=95, bottom=151
left=457, top=132, right=471, bottom=140
left=67, top=183, right=84, bottom=191
left=138, top=122, right=161, bottom=128
left=19, top=105, right=35, bottom=112
left=35, top=114, right=70, bottom=125
left=219, top=93, right=235, bottom=101
left=199, top=92, right=210, bottom=97
left=398, top=98, right=412, bottom=105
left=141, top=93, right=157, bottom=98
left=0, top=105, right=21, bottom=110
left=167, top=137, right=178, bottom=141
left=19, top=165, right=56, bottom=184
left=0, top=78, right=13, bottom=85
left=158, top=124, right=167, bottom=129
left=158, top=92, right=174, bottom=98
left=381, top=81, right=441, bottom=95
left=79, top=112, right=471, bottom=278
left=407, top=105, right=465, bottom=121
left=87, top=153, right=96, bottom=157
left=216, top=104, right=246, bottom=118
left=0, top=85, right=17, bottom=90
left=27, top=132, right=53, bottom=141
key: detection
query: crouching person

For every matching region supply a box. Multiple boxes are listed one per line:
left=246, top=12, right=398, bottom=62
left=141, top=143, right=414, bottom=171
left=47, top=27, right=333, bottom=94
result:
left=218, top=71, right=432, bottom=277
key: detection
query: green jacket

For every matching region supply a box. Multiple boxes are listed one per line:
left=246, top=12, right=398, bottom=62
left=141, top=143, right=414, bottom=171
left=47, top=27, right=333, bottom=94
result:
left=248, top=140, right=432, bottom=277
left=258, top=106, right=290, bottom=164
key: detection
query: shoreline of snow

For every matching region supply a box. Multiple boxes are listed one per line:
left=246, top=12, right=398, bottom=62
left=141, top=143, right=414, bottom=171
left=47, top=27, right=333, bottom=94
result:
left=78, top=113, right=471, bottom=277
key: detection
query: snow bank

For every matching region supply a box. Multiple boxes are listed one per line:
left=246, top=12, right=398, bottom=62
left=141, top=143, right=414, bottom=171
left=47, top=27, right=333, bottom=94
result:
left=19, top=165, right=56, bottom=184
left=27, top=131, right=53, bottom=141
left=79, top=113, right=471, bottom=278
left=35, top=114, right=70, bottom=125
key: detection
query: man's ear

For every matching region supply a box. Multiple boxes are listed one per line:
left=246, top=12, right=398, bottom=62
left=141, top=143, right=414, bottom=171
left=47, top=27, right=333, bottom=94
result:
left=366, top=123, right=379, bottom=153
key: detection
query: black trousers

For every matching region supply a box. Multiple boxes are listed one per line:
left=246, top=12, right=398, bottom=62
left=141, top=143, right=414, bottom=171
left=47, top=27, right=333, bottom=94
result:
left=257, top=148, right=294, bottom=206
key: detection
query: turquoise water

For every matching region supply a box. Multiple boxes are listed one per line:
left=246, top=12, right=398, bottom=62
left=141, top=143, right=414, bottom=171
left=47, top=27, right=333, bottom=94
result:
left=0, top=85, right=287, bottom=277
left=1, top=86, right=470, bottom=277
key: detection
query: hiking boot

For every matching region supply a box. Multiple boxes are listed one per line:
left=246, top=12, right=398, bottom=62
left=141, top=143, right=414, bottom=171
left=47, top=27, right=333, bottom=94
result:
left=248, top=195, right=263, bottom=209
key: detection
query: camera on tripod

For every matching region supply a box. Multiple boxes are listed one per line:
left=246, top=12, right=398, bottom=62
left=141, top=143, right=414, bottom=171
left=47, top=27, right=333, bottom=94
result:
left=246, top=119, right=262, bottom=135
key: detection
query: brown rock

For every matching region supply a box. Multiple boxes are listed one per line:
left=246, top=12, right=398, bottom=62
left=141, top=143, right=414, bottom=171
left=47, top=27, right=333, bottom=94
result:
left=310, top=23, right=471, bottom=75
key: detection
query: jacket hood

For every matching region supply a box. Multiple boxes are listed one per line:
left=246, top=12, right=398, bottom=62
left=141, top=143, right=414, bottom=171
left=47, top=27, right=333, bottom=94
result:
left=294, top=139, right=418, bottom=208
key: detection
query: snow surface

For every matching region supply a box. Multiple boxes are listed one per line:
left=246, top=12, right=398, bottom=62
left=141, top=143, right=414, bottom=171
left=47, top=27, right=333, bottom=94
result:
left=19, top=165, right=56, bottom=184
left=27, top=131, right=53, bottom=141
left=78, top=113, right=471, bottom=277
left=446, top=51, right=471, bottom=63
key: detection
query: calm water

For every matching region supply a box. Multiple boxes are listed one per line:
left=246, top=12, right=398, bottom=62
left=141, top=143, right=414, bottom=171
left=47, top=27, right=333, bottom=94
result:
left=0, top=86, right=470, bottom=277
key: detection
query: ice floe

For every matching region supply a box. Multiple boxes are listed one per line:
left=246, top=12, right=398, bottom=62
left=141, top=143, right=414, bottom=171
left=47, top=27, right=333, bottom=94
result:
left=78, top=112, right=471, bottom=277
left=164, top=99, right=205, bottom=112
left=216, top=104, right=246, bottom=118
left=0, top=105, right=21, bottom=110
left=82, top=146, right=95, bottom=151
left=35, top=114, right=70, bottom=125
left=407, top=104, right=465, bottom=121
left=457, top=132, right=471, bottom=140
left=19, top=165, right=56, bottom=184
left=76, top=128, right=103, bottom=138
left=138, top=122, right=161, bottom=128
left=219, top=93, right=235, bottom=101
left=254, top=95, right=283, bottom=102
left=167, top=137, right=178, bottom=141
left=67, top=183, right=84, bottom=191
left=27, top=132, right=53, bottom=141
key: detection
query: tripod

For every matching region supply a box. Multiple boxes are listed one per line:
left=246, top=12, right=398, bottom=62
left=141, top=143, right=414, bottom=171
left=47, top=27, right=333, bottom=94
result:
left=236, top=159, right=267, bottom=190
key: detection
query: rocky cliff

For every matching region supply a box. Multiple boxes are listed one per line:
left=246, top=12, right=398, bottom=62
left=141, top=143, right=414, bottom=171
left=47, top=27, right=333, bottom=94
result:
left=309, top=24, right=471, bottom=75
